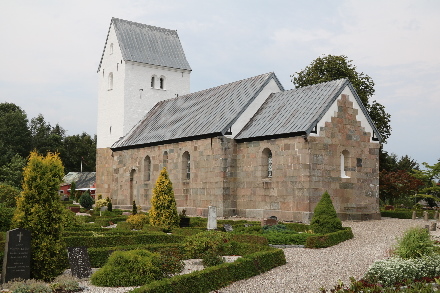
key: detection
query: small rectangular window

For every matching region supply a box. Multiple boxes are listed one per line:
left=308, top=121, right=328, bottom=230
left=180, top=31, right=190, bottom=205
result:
left=357, top=158, right=363, bottom=167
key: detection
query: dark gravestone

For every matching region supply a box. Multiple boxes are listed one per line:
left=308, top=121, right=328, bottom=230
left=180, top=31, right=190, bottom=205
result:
left=2, top=228, right=31, bottom=283
left=223, top=224, right=233, bottom=232
left=67, top=247, right=92, bottom=279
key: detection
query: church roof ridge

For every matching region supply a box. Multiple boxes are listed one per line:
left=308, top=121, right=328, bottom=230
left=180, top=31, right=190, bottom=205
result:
left=97, top=17, right=191, bottom=72
left=111, top=72, right=282, bottom=150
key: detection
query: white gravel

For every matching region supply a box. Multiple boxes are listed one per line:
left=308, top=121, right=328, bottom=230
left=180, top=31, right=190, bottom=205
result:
left=215, top=218, right=439, bottom=293
left=70, top=218, right=438, bottom=293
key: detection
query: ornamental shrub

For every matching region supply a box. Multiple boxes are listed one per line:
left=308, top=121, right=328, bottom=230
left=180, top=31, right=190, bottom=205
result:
left=393, top=227, right=434, bottom=259
left=132, top=200, right=137, bottom=215
left=94, top=198, right=108, bottom=210
left=310, top=191, right=343, bottom=234
left=0, top=203, right=15, bottom=231
left=184, top=230, right=232, bottom=259
left=11, top=151, right=67, bottom=281
left=149, top=168, right=179, bottom=228
left=79, top=190, right=94, bottom=210
left=126, top=213, right=149, bottom=230
left=90, top=249, right=181, bottom=287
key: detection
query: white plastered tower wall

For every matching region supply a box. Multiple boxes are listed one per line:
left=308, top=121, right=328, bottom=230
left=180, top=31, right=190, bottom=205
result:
left=97, top=22, right=191, bottom=148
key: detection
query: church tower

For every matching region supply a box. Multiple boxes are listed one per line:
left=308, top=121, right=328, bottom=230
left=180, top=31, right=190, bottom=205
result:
left=96, top=18, right=191, bottom=198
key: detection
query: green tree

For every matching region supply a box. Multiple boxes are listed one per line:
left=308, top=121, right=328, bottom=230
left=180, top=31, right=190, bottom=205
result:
left=149, top=167, right=179, bottom=228
left=413, top=160, right=440, bottom=203
left=61, top=133, right=96, bottom=172
left=310, top=191, right=343, bottom=234
left=0, top=102, right=32, bottom=166
left=70, top=181, right=76, bottom=200
left=0, top=153, right=26, bottom=188
left=291, top=54, right=391, bottom=143
left=30, top=114, right=65, bottom=155
left=79, top=190, right=94, bottom=210
left=12, top=151, right=66, bottom=281
left=0, top=183, right=20, bottom=208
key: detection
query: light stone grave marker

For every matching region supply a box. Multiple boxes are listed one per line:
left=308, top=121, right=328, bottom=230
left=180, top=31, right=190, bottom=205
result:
left=223, top=224, right=233, bottom=232
left=207, top=206, right=217, bottom=230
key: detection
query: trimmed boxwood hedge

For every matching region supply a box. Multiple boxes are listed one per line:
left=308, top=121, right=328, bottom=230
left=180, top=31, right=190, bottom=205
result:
left=381, top=209, right=437, bottom=219
left=64, top=233, right=184, bottom=248
left=305, top=227, right=353, bottom=248
left=130, top=248, right=286, bottom=293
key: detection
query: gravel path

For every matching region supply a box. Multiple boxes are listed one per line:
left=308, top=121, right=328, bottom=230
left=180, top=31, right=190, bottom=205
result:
left=215, top=218, right=437, bottom=293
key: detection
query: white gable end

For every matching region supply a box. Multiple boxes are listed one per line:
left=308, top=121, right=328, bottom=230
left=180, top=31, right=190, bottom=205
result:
left=229, top=78, right=283, bottom=138
left=311, top=85, right=379, bottom=143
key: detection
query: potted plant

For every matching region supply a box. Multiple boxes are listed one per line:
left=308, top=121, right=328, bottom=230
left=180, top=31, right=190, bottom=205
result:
left=179, top=209, right=190, bottom=227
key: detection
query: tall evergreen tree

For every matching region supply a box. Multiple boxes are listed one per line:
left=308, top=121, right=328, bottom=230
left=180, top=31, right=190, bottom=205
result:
left=149, top=167, right=179, bottom=228
left=12, top=151, right=66, bottom=281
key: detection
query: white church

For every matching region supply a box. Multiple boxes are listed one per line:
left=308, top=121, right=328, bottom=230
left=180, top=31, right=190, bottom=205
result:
left=96, top=18, right=381, bottom=222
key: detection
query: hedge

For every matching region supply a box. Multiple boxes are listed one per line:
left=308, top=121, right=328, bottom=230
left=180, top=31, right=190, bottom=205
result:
left=64, top=233, right=184, bottom=248
left=130, top=248, right=286, bottom=293
left=380, top=209, right=437, bottom=219
left=265, top=232, right=316, bottom=245
left=305, top=227, right=353, bottom=248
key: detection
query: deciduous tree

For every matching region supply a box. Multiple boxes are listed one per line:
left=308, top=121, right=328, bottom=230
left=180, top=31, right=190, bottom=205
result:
left=291, top=54, right=391, bottom=142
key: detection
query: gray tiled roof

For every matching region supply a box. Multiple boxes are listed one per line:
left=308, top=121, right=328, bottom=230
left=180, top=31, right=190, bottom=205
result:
left=235, top=79, right=380, bottom=140
left=98, top=18, right=191, bottom=72
left=111, top=73, right=283, bottom=150
left=62, top=172, right=96, bottom=189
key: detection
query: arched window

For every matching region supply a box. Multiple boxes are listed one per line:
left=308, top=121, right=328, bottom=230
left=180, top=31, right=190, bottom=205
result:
left=108, top=72, right=113, bottom=90
left=151, top=76, right=155, bottom=88
left=182, top=151, right=190, bottom=180
left=144, top=156, right=151, bottom=182
left=110, top=43, right=114, bottom=54
left=159, top=76, right=165, bottom=89
left=262, top=148, right=273, bottom=178
left=163, top=151, right=168, bottom=168
left=341, top=150, right=350, bottom=178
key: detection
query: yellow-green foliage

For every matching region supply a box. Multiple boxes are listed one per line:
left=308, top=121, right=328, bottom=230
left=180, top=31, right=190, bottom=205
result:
left=12, top=151, right=67, bottom=281
left=149, top=168, right=179, bottom=228
left=126, top=213, right=149, bottom=230
left=94, top=198, right=108, bottom=210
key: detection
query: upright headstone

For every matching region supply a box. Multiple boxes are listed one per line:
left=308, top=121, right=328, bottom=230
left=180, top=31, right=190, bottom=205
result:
left=2, top=228, right=31, bottom=283
left=412, top=211, right=416, bottom=220
left=207, top=206, right=217, bottom=230
left=67, top=246, right=92, bottom=279
left=430, top=221, right=437, bottom=231
left=424, top=211, right=429, bottom=221
left=435, top=211, right=439, bottom=221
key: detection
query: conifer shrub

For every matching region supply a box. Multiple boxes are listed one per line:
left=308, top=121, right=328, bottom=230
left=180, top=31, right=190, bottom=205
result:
left=0, top=203, right=14, bottom=232
left=12, top=151, right=67, bottom=281
left=184, top=230, right=232, bottom=259
left=79, top=190, right=94, bottom=210
left=0, top=183, right=20, bottom=208
left=149, top=168, right=179, bottom=228
left=132, top=200, right=138, bottom=215
left=90, top=249, right=182, bottom=287
left=310, top=191, right=343, bottom=234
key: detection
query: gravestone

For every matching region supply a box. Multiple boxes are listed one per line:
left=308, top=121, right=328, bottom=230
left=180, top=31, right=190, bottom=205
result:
left=2, top=228, right=31, bottom=283
left=412, top=211, right=416, bottom=220
left=207, top=206, right=217, bottom=230
left=261, top=218, right=278, bottom=226
left=423, top=211, right=429, bottom=221
left=67, top=246, right=92, bottom=279
left=435, top=211, right=439, bottom=221
left=430, top=221, right=437, bottom=231
left=223, top=224, right=233, bottom=232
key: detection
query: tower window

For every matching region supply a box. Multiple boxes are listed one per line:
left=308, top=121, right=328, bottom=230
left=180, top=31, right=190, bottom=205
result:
left=163, top=151, right=168, bottom=168
left=182, top=151, right=190, bottom=180
left=151, top=76, right=155, bottom=88
left=160, top=77, right=165, bottom=89
left=341, top=150, right=350, bottom=178
left=110, top=43, right=114, bottom=55
left=262, top=148, right=273, bottom=178
left=108, top=72, right=113, bottom=90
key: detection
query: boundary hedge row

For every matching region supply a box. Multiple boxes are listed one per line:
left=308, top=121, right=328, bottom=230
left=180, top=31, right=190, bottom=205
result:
left=130, top=248, right=286, bottom=293
left=380, top=210, right=437, bottom=219
left=305, top=227, right=353, bottom=248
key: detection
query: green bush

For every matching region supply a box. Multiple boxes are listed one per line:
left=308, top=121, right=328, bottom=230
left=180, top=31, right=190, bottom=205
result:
left=50, top=274, right=81, bottom=292
left=79, top=191, right=94, bottom=210
left=131, top=248, right=286, bottom=293
left=380, top=210, right=413, bottom=219
left=264, top=232, right=314, bottom=245
left=0, top=183, right=20, bottom=208
left=5, top=278, right=52, bottom=293
left=90, top=249, right=181, bottom=287
left=364, top=255, right=440, bottom=286
left=310, top=191, right=343, bottom=234
left=183, top=230, right=232, bottom=259
left=393, top=227, right=434, bottom=259
left=305, top=227, right=353, bottom=248
left=0, top=203, right=14, bottom=231
left=126, top=213, right=149, bottom=230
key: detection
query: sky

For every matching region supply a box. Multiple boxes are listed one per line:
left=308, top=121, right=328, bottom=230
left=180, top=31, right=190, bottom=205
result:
left=0, top=0, right=439, bottom=166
